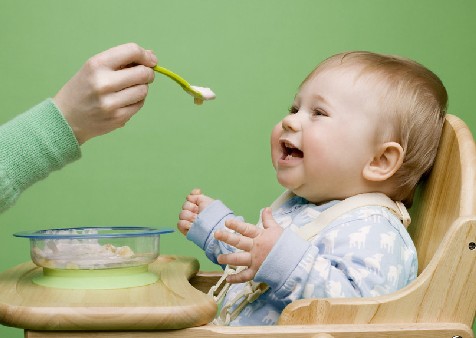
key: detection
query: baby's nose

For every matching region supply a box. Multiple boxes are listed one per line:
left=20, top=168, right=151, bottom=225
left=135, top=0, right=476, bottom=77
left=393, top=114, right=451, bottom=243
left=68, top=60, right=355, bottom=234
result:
left=282, top=113, right=301, bottom=132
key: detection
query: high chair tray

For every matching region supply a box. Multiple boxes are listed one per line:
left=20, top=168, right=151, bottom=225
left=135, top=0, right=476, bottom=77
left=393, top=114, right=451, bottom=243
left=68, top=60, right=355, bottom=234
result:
left=0, top=255, right=217, bottom=330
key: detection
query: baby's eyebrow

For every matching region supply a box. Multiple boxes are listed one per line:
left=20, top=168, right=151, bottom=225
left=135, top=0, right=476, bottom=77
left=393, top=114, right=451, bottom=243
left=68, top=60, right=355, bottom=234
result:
left=311, top=93, right=329, bottom=105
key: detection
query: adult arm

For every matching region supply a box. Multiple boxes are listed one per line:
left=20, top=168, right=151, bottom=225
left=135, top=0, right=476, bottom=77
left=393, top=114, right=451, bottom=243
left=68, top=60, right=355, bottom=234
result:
left=0, top=99, right=80, bottom=212
left=0, top=43, right=157, bottom=213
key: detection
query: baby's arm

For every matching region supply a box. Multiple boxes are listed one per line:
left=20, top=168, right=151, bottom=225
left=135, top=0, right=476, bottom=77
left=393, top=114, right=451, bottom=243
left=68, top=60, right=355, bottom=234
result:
left=178, top=189, right=246, bottom=265
left=255, top=214, right=417, bottom=302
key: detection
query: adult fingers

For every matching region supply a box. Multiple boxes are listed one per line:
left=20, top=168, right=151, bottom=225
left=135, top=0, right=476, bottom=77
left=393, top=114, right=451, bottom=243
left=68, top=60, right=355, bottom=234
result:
left=225, top=219, right=260, bottom=238
left=94, top=43, right=157, bottom=70
left=103, top=64, right=155, bottom=93
left=117, top=100, right=146, bottom=125
left=102, top=83, right=150, bottom=114
left=215, top=230, right=253, bottom=251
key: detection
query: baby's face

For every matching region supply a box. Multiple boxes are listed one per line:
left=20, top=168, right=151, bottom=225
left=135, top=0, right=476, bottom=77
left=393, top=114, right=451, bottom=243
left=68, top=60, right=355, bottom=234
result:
left=270, top=65, right=382, bottom=204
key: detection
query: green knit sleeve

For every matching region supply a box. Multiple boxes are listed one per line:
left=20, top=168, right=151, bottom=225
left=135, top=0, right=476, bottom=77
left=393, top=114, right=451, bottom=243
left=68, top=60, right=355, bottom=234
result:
left=0, top=99, right=81, bottom=212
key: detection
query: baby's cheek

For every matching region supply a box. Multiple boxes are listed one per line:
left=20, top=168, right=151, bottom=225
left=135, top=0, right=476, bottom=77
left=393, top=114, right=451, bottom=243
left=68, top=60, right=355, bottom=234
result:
left=270, top=123, right=283, bottom=167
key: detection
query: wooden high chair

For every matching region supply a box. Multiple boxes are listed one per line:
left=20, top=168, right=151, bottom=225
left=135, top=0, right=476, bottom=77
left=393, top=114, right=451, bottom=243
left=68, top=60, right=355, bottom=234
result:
left=22, top=114, right=476, bottom=337
left=275, top=113, right=476, bottom=337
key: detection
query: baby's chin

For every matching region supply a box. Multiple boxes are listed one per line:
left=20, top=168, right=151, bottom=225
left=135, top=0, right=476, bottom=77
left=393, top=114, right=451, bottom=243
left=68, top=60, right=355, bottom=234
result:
left=275, top=176, right=299, bottom=194
left=275, top=182, right=321, bottom=204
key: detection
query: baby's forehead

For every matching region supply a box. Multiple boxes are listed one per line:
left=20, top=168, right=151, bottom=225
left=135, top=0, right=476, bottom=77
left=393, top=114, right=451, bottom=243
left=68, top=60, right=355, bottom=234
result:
left=296, top=63, right=388, bottom=119
left=300, top=63, right=383, bottom=97
left=307, top=62, right=377, bottom=84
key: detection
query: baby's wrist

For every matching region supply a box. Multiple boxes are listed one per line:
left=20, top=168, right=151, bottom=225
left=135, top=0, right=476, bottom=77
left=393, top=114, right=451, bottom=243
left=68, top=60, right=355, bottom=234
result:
left=254, top=227, right=310, bottom=290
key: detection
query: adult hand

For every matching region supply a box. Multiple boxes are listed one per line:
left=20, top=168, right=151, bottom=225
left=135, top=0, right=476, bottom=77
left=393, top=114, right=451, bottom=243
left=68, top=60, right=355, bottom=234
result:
left=215, top=207, right=283, bottom=283
left=53, top=43, right=157, bottom=144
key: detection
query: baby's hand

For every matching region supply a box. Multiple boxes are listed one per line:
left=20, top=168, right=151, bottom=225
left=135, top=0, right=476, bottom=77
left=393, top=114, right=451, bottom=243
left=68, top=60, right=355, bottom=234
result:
left=177, top=188, right=214, bottom=235
left=215, top=208, right=283, bottom=284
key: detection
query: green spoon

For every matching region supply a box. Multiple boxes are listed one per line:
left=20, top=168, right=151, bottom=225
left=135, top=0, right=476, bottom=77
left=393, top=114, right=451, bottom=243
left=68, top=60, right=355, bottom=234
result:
left=153, top=65, right=216, bottom=105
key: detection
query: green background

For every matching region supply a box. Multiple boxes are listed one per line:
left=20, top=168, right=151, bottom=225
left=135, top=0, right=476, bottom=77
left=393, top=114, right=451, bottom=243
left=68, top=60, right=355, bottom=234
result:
left=1, top=0, right=475, bottom=336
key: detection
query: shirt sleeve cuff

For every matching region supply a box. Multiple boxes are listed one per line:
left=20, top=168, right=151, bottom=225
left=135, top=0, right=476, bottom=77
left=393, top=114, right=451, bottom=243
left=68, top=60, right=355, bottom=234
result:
left=186, top=200, right=234, bottom=250
left=254, top=227, right=310, bottom=291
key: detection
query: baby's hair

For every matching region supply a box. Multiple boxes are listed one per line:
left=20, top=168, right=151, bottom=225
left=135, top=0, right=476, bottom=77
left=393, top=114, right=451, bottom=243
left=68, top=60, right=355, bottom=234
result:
left=306, top=51, right=448, bottom=206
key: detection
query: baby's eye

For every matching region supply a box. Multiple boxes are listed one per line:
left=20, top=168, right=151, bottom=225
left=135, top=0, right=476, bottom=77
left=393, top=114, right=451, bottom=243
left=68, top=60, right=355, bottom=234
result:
left=288, top=106, right=298, bottom=114
left=312, top=108, right=327, bottom=117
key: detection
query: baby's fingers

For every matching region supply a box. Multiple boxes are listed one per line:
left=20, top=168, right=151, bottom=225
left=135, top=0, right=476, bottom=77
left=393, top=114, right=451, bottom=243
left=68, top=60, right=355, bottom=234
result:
left=179, top=209, right=197, bottom=223
left=226, top=268, right=256, bottom=284
left=186, top=188, right=202, bottom=202
left=215, top=230, right=253, bottom=251
left=225, top=219, right=260, bottom=238
left=177, top=220, right=192, bottom=236
left=182, top=200, right=198, bottom=213
left=190, top=188, right=201, bottom=195
left=217, top=251, right=251, bottom=267
left=261, top=207, right=279, bottom=229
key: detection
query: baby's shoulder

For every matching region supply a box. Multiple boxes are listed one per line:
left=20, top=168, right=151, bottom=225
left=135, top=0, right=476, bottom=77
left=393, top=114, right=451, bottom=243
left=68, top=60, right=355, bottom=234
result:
left=316, top=205, right=414, bottom=246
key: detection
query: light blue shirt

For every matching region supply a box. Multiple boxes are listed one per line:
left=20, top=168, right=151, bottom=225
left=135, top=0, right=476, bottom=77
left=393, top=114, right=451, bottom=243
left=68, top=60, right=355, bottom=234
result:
left=187, top=196, right=417, bottom=326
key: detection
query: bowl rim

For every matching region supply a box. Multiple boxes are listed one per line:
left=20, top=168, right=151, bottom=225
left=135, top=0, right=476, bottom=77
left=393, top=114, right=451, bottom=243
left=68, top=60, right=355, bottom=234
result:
left=13, top=226, right=174, bottom=239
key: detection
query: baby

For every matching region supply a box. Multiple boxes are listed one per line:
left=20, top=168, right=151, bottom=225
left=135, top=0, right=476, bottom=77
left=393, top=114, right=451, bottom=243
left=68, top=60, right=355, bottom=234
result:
left=178, top=51, right=447, bottom=326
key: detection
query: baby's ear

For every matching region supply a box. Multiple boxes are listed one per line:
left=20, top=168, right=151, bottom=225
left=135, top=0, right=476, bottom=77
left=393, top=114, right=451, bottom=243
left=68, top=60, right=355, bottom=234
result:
left=363, top=142, right=404, bottom=182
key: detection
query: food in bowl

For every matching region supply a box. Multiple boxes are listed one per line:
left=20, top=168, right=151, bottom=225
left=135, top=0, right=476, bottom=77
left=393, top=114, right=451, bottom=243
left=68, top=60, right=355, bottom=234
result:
left=14, top=227, right=174, bottom=270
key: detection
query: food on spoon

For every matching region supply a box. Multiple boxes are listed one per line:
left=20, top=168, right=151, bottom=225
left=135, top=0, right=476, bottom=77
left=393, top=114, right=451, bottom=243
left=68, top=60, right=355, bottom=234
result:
left=190, top=85, right=216, bottom=105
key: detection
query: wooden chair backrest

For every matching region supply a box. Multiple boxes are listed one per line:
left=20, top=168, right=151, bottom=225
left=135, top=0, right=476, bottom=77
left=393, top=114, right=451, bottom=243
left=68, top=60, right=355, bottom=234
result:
left=408, top=114, right=476, bottom=274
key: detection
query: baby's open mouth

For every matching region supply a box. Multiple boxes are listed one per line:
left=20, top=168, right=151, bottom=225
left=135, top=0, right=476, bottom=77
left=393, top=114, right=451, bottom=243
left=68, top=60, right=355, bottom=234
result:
left=281, top=140, right=304, bottom=160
